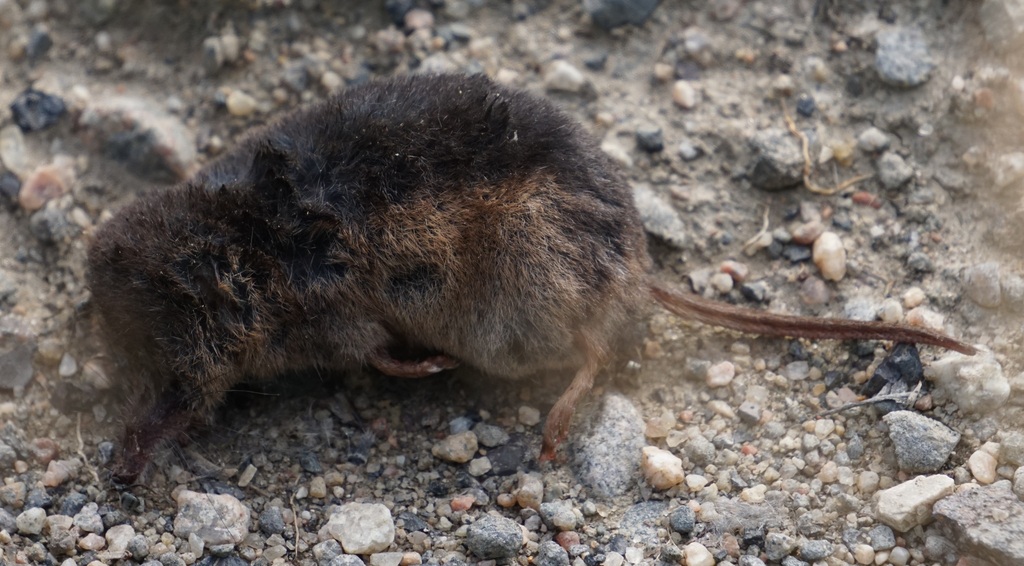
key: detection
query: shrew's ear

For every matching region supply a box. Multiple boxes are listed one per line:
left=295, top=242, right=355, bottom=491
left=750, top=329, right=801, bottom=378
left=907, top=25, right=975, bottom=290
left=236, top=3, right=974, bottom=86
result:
left=248, top=140, right=294, bottom=201
left=480, top=92, right=512, bottom=144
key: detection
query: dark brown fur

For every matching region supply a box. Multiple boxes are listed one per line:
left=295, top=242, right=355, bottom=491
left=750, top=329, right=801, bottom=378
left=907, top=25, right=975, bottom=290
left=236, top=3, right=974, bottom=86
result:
left=86, top=74, right=974, bottom=482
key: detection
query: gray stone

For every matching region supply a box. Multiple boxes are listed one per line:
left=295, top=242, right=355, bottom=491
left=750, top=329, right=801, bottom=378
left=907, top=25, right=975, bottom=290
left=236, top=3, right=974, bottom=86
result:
left=571, top=393, right=645, bottom=498
left=618, top=501, right=668, bottom=547
left=259, top=506, right=285, bottom=535
left=799, top=540, right=833, bottom=561
left=583, top=0, right=660, bottom=30
left=875, top=28, right=934, bottom=88
left=748, top=128, right=804, bottom=191
left=173, top=490, right=250, bottom=547
left=472, top=423, right=509, bottom=448
left=669, top=506, right=696, bottom=534
left=883, top=411, right=960, bottom=473
left=465, top=515, right=522, bottom=559
left=933, top=483, right=1024, bottom=565
left=635, top=124, right=664, bottom=153
left=632, top=183, right=686, bottom=249
left=327, top=556, right=365, bottom=566
left=1001, top=431, right=1024, bottom=466
left=765, top=532, right=796, bottom=561
left=0, top=508, right=15, bottom=532
left=739, top=557, right=767, bottom=566
left=539, top=501, right=579, bottom=531
left=535, top=540, right=570, bottom=566
left=866, top=525, right=896, bottom=551
left=876, top=151, right=914, bottom=189
left=16, top=507, right=46, bottom=535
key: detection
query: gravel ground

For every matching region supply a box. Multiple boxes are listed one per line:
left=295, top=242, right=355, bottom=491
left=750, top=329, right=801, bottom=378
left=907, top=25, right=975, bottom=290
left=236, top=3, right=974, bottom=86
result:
left=1, top=1, right=1023, bottom=565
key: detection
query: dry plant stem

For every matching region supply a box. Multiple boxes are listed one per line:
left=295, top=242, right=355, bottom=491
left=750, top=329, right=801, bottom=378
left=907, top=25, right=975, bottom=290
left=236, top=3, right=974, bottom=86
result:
left=77, top=413, right=102, bottom=486
left=742, top=205, right=772, bottom=255
left=781, top=103, right=871, bottom=195
left=650, top=283, right=978, bottom=355
left=818, top=383, right=923, bottom=417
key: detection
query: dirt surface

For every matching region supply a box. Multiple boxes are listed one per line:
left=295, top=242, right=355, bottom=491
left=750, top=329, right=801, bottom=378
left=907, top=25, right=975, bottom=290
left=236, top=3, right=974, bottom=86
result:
left=1, top=1, right=1023, bottom=565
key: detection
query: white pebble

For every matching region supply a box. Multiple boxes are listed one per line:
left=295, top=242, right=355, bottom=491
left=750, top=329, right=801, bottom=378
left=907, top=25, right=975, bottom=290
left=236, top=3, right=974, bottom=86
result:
left=902, top=287, right=926, bottom=308
left=705, top=361, right=735, bottom=388
left=640, top=446, right=684, bottom=490
left=709, top=271, right=734, bottom=293
left=683, top=542, right=714, bottom=566
left=672, top=80, right=698, bottom=109
left=226, top=90, right=258, bottom=117
left=874, top=474, right=954, bottom=531
left=812, top=231, right=846, bottom=281
left=924, top=347, right=1008, bottom=415
left=877, top=298, right=903, bottom=323
left=431, top=431, right=478, bottom=464
left=905, top=306, right=944, bottom=332
left=684, top=473, right=709, bottom=491
left=857, top=126, right=890, bottom=152
left=518, top=406, right=541, bottom=426
left=968, top=449, right=998, bottom=484
left=543, top=60, right=585, bottom=93
left=853, top=543, right=875, bottom=564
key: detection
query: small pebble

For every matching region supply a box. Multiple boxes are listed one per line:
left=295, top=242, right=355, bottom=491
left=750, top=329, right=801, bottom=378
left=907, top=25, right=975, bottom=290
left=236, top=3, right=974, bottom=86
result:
left=876, top=151, right=914, bottom=189
left=875, top=28, right=934, bottom=88
left=173, top=490, right=249, bottom=547
left=465, top=515, right=522, bottom=559
left=857, top=127, right=890, bottom=152
left=226, top=90, right=258, bottom=117
left=903, top=287, right=926, bottom=308
left=544, top=60, right=586, bottom=93
left=635, top=124, right=663, bottom=153
left=874, top=474, right=954, bottom=531
left=672, top=80, right=698, bottom=109
left=812, top=231, right=846, bottom=281
left=683, top=542, right=714, bottom=566
left=705, top=361, right=735, bottom=387
left=467, top=456, right=492, bottom=476
left=518, top=406, right=541, bottom=426
left=10, top=88, right=66, bottom=132
left=431, top=431, right=478, bottom=463
left=968, top=449, right=998, bottom=484
left=16, top=507, right=46, bottom=535
left=326, top=503, right=395, bottom=554
left=641, top=446, right=684, bottom=489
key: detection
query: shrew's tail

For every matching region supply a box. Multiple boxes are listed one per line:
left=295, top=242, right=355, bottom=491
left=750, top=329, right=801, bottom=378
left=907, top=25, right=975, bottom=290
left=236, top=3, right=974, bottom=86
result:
left=650, top=283, right=977, bottom=355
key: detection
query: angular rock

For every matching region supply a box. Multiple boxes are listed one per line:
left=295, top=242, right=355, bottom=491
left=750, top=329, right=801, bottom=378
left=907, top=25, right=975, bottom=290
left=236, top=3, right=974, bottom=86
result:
left=10, top=88, right=66, bottom=133
left=875, top=475, right=954, bottom=531
left=925, top=348, right=1008, bottom=415
left=633, top=183, right=686, bottom=248
left=875, top=28, right=934, bottom=88
left=326, top=503, right=395, bottom=554
left=933, top=483, right=1024, bottom=565
left=465, top=515, right=522, bottom=559
left=173, top=490, right=249, bottom=547
left=883, top=411, right=960, bottom=473
left=748, top=128, right=804, bottom=191
left=571, top=393, right=645, bottom=498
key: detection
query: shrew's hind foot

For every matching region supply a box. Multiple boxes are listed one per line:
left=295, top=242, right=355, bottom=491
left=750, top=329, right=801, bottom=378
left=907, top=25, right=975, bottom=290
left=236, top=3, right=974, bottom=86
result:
left=369, top=350, right=460, bottom=378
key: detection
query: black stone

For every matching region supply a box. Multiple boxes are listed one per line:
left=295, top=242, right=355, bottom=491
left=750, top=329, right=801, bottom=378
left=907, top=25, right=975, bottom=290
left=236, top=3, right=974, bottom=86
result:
left=795, top=94, right=815, bottom=117
left=10, top=89, right=66, bottom=133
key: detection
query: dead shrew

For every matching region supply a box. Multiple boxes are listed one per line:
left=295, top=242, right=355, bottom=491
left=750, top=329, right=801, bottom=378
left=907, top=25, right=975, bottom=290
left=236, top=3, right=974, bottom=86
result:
left=86, top=73, right=975, bottom=482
